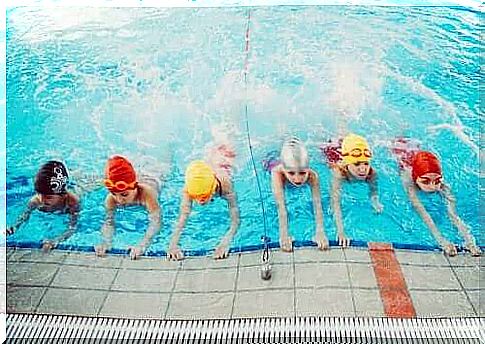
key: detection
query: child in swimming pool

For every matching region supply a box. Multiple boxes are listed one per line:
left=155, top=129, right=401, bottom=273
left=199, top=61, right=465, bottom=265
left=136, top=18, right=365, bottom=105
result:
left=264, top=137, right=328, bottom=252
left=6, top=161, right=80, bottom=252
left=392, top=137, right=481, bottom=257
left=95, top=155, right=162, bottom=260
left=321, top=133, right=383, bottom=247
left=167, top=143, right=240, bottom=261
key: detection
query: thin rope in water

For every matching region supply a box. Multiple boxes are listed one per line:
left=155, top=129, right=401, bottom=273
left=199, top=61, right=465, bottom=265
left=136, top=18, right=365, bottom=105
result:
left=242, top=9, right=270, bottom=256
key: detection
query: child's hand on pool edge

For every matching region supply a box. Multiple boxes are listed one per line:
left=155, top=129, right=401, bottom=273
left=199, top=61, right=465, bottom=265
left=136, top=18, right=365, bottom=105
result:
left=167, top=245, right=184, bottom=261
left=465, top=241, right=481, bottom=257
left=279, top=235, right=293, bottom=252
left=313, top=231, right=329, bottom=251
left=338, top=233, right=350, bottom=248
left=95, top=243, right=110, bottom=257
left=128, top=245, right=145, bottom=260
left=42, top=240, right=56, bottom=252
left=442, top=241, right=457, bottom=257
left=213, top=243, right=230, bottom=259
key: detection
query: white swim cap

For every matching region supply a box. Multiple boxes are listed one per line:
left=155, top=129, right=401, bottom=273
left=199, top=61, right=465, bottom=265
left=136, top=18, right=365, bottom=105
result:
left=280, top=137, right=309, bottom=170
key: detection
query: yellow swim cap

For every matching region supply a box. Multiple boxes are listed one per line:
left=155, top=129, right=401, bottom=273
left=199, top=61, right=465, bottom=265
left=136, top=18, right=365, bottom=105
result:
left=185, top=160, right=217, bottom=201
left=341, top=133, right=372, bottom=165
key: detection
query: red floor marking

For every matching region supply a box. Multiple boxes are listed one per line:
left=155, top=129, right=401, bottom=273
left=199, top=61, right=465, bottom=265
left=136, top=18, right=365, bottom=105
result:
left=368, top=242, right=416, bottom=318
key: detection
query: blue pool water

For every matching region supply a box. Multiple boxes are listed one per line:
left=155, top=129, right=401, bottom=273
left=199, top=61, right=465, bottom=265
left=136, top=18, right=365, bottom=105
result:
left=6, top=6, right=483, bottom=255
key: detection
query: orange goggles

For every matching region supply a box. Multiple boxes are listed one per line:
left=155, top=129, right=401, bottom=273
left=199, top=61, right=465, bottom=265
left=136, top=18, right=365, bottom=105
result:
left=342, top=148, right=372, bottom=158
left=104, top=179, right=137, bottom=192
left=191, top=192, right=214, bottom=204
left=417, top=175, right=442, bottom=186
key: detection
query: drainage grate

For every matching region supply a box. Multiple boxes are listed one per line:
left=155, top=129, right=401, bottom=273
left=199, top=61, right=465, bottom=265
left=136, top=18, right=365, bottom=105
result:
left=6, top=313, right=484, bottom=343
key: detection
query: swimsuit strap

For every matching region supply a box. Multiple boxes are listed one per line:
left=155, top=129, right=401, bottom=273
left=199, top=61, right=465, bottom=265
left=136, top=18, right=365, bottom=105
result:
left=216, top=177, right=223, bottom=197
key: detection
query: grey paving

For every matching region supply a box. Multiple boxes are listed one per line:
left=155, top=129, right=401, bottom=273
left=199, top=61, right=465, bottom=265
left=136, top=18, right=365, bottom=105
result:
left=295, top=289, right=354, bottom=316
left=121, top=257, right=180, bottom=271
left=466, top=290, right=484, bottom=316
left=347, top=264, right=378, bottom=289
left=295, top=263, right=349, bottom=288
left=182, top=255, right=239, bottom=269
left=344, top=249, right=372, bottom=263
left=353, top=289, right=384, bottom=317
left=8, top=249, right=67, bottom=264
left=64, top=252, right=122, bottom=269
left=453, top=266, right=483, bottom=290
left=51, top=265, right=117, bottom=290
left=400, top=265, right=461, bottom=290
left=166, top=292, right=234, bottom=319
left=233, top=289, right=294, bottom=318
left=237, top=264, right=293, bottom=291
left=409, top=290, right=476, bottom=317
left=7, top=262, right=59, bottom=287
left=111, top=269, right=177, bottom=293
left=6, top=247, right=482, bottom=319
left=395, top=250, right=449, bottom=266
left=37, top=288, right=107, bottom=316
left=7, top=286, right=45, bottom=313
left=240, top=250, right=292, bottom=266
left=293, top=248, right=345, bottom=263
left=175, top=268, right=236, bottom=292
left=447, top=254, right=483, bottom=267
left=99, top=292, right=170, bottom=318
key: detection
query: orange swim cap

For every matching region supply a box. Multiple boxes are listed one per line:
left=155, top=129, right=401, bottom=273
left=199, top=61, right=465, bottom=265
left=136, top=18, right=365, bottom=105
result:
left=411, top=151, right=441, bottom=181
left=105, top=155, right=137, bottom=191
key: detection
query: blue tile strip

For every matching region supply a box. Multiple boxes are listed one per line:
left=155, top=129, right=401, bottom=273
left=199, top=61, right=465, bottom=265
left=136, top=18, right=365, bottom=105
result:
left=7, top=239, right=483, bottom=257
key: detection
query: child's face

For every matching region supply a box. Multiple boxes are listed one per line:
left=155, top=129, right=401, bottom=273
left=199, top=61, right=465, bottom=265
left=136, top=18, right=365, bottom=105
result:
left=283, top=168, right=309, bottom=187
left=416, top=173, right=442, bottom=192
left=347, top=162, right=371, bottom=180
left=111, top=188, right=137, bottom=205
left=39, top=194, right=65, bottom=207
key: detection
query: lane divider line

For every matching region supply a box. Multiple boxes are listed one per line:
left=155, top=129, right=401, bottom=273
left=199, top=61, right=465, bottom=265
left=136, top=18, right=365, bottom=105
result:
left=368, top=242, right=416, bottom=318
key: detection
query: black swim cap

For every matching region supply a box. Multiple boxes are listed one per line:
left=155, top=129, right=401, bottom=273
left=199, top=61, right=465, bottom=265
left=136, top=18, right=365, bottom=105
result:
left=34, top=161, right=69, bottom=195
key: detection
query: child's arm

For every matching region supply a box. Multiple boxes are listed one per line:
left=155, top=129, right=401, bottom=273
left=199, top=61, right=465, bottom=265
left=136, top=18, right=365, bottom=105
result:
left=402, top=174, right=457, bottom=256
left=42, top=194, right=80, bottom=251
left=441, top=184, right=481, bottom=256
left=6, top=196, right=39, bottom=236
left=214, top=182, right=240, bottom=259
left=368, top=171, right=383, bottom=213
left=331, top=170, right=350, bottom=247
left=130, top=189, right=162, bottom=260
left=308, top=170, right=329, bottom=250
left=167, top=191, right=192, bottom=261
left=95, top=196, right=116, bottom=257
left=272, top=170, right=293, bottom=252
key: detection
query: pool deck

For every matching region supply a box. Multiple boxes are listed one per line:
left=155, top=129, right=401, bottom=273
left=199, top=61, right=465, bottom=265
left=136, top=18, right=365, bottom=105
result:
left=6, top=246, right=483, bottom=319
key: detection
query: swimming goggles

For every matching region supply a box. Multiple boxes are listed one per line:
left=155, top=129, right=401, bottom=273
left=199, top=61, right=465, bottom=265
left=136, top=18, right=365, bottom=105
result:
left=193, top=193, right=213, bottom=204
left=104, top=179, right=138, bottom=191
left=342, top=148, right=372, bottom=158
left=417, top=175, right=442, bottom=186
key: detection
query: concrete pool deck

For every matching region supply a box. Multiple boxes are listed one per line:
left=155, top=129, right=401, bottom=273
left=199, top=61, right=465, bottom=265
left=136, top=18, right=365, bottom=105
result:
left=6, top=246, right=483, bottom=319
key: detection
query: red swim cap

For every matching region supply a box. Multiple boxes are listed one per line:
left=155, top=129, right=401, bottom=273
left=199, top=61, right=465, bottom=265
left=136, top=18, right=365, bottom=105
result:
left=411, top=151, right=441, bottom=181
left=105, top=155, right=137, bottom=186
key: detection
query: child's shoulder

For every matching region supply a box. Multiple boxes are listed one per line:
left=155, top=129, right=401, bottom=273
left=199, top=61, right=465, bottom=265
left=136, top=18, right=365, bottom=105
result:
left=66, top=193, right=80, bottom=212
left=137, top=183, right=160, bottom=208
left=138, top=182, right=157, bottom=197
left=67, top=191, right=79, bottom=203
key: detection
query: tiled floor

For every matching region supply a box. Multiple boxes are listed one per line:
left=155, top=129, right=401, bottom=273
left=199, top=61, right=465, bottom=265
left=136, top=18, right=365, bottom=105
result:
left=6, top=247, right=483, bottom=318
